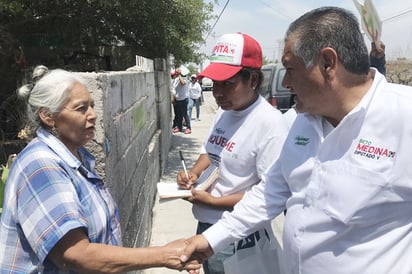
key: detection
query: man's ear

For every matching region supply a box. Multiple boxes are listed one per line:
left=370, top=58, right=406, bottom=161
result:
left=38, top=107, right=55, bottom=128
left=319, top=47, right=337, bottom=77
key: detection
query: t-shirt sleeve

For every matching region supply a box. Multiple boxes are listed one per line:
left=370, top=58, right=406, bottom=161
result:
left=255, top=115, right=288, bottom=177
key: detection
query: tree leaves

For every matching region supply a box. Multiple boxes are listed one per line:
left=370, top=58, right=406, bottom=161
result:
left=0, top=0, right=215, bottom=68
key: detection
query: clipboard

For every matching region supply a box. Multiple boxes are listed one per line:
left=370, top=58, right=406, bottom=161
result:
left=157, top=165, right=219, bottom=199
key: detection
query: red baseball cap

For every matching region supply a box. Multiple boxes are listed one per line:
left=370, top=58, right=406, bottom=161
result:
left=199, top=33, right=262, bottom=81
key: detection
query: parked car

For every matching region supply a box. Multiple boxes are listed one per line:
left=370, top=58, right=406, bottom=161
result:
left=260, top=63, right=294, bottom=113
left=201, top=77, right=213, bottom=91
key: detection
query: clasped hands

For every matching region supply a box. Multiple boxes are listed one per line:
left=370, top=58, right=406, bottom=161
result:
left=164, top=235, right=213, bottom=273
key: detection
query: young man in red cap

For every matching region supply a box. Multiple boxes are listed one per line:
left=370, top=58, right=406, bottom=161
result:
left=176, top=32, right=288, bottom=274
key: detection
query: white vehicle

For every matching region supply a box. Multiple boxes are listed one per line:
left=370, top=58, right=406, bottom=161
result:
left=201, top=77, right=213, bottom=91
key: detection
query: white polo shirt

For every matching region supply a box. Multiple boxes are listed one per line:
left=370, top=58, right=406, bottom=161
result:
left=204, top=69, right=412, bottom=273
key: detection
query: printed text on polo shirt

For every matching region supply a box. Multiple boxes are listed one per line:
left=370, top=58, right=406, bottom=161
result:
left=354, top=138, right=396, bottom=160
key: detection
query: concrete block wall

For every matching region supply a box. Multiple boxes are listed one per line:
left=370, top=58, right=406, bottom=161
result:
left=79, top=57, right=172, bottom=252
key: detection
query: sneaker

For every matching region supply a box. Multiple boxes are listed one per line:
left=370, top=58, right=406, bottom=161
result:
left=173, top=127, right=180, bottom=133
left=196, top=118, right=201, bottom=121
left=184, top=128, right=192, bottom=134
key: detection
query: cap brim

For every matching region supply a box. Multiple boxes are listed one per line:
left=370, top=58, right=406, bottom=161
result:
left=199, top=63, right=242, bottom=81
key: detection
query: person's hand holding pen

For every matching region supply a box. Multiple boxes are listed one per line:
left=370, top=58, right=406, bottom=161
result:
left=177, top=152, right=212, bottom=190
left=177, top=170, right=198, bottom=189
left=177, top=151, right=197, bottom=189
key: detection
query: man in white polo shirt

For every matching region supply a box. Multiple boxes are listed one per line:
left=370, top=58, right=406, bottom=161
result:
left=180, top=6, right=412, bottom=274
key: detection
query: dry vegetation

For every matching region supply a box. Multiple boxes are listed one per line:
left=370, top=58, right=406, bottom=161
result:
left=386, top=59, right=412, bottom=86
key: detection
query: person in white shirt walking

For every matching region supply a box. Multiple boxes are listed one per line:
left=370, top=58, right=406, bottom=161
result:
left=179, top=6, right=412, bottom=274
left=187, top=74, right=202, bottom=121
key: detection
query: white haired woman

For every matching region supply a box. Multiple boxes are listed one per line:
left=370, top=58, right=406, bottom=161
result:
left=0, top=66, right=200, bottom=273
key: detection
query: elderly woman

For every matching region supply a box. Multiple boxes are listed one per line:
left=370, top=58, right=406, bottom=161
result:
left=0, top=66, right=199, bottom=273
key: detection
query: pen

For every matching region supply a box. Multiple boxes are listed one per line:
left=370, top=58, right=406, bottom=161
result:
left=179, top=150, right=190, bottom=180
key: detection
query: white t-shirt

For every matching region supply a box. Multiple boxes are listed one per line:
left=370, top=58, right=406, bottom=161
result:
left=192, top=95, right=288, bottom=224
left=188, top=82, right=202, bottom=100
left=204, top=70, right=412, bottom=273
left=172, top=76, right=189, bottom=101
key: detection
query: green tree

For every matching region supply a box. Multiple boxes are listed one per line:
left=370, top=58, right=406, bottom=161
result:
left=187, top=63, right=199, bottom=77
left=0, top=0, right=216, bottom=158
left=120, top=0, right=215, bottom=64
left=0, top=0, right=215, bottom=69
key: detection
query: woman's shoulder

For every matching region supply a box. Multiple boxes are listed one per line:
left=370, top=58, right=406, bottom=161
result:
left=16, top=139, right=64, bottom=170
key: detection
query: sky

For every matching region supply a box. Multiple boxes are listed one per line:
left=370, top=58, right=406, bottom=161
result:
left=200, top=0, right=412, bottom=65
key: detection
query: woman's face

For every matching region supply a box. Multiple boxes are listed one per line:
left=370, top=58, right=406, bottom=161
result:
left=53, top=82, right=97, bottom=154
left=212, top=72, right=258, bottom=111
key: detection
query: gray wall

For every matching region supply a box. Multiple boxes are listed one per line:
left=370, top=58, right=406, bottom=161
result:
left=80, top=57, right=172, bottom=250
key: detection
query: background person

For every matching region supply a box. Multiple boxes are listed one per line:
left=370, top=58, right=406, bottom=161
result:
left=187, top=74, right=202, bottom=121
left=370, top=41, right=386, bottom=76
left=0, top=66, right=200, bottom=273
left=172, top=68, right=192, bottom=134
left=170, top=70, right=179, bottom=129
left=181, top=7, right=412, bottom=274
left=177, top=33, right=288, bottom=274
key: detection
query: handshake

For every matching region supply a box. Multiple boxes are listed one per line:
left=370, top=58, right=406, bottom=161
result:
left=160, top=234, right=213, bottom=273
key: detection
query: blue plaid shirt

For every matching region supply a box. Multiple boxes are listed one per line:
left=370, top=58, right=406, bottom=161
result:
left=0, top=128, right=122, bottom=273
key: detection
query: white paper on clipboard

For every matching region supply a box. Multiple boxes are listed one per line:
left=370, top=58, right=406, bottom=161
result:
left=157, top=165, right=219, bottom=199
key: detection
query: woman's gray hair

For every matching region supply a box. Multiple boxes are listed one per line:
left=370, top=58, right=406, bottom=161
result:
left=285, top=6, right=370, bottom=75
left=18, top=65, right=86, bottom=130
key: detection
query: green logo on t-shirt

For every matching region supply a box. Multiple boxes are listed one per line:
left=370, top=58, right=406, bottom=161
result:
left=295, top=135, right=310, bottom=146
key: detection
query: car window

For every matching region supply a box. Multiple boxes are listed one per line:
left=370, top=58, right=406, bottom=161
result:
left=260, top=69, right=272, bottom=96
left=276, top=68, right=289, bottom=92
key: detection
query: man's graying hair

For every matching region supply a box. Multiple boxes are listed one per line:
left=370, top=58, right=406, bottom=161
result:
left=285, top=6, right=370, bottom=75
